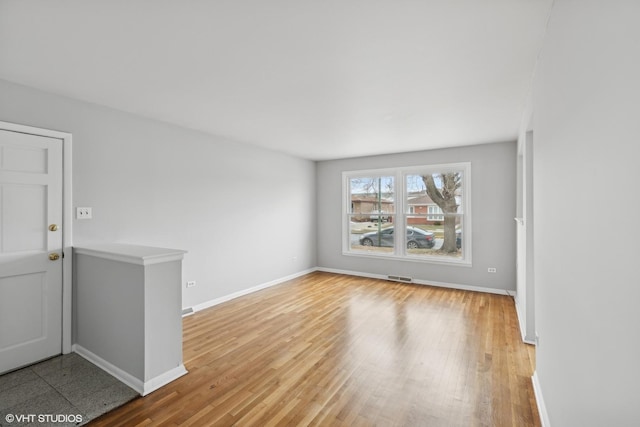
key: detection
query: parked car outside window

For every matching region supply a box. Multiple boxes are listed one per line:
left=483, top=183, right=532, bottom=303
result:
left=359, top=226, right=435, bottom=249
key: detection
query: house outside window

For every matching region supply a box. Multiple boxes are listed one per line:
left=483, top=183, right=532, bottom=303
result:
left=343, top=163, right=471, bottom=265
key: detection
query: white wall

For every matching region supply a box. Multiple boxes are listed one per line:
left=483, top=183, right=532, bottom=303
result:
left=531, top=1, right=640, bottom=425
left=0, top=79, right=317, bottom=310
left=316, top=141, right=517, bottom=291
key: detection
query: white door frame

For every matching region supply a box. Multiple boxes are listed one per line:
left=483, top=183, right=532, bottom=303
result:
left=0, top=120, right=73, bottom=354
left=515, top=130, right=535, bottom=345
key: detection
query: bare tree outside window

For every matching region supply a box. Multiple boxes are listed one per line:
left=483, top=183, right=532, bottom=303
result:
left=422, top=172, right=461, bottom=253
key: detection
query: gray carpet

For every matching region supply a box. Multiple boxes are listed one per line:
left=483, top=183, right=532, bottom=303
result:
left=0, top=353, right=138, bottom=426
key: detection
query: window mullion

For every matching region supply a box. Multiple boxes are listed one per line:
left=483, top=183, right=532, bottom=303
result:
left=396, top=171, right=405, bottom=256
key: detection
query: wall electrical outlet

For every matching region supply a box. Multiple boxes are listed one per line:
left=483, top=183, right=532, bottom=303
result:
left=186, top=281, right=196, bottom=288
left=488, top=267, right=497, bottom=273
left=76, top=207, right=92, bottom=219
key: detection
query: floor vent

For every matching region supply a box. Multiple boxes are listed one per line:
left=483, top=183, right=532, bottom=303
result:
left=387, top=275, right=413, bottom=283
left=182, top=307, right=194, bottom=317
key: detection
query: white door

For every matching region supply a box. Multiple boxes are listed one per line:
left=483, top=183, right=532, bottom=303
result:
left=0, top=129, right=63, bottom=374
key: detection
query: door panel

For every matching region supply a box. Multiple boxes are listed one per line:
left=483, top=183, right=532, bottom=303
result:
left=0, top=130, right=63, bottom=374
left=3, top=184, right=47, bottom=252
left=0, top=272, right=46, bottom=348
left=2, top=144, right=48, bottom=174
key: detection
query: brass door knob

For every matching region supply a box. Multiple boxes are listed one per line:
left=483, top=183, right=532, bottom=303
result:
left=49, top=253, right=60, bottom=261
left=49, top=224, right=59, bottom=232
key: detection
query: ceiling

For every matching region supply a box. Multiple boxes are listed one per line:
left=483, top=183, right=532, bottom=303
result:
left=0, top=0, right=553, bottom=160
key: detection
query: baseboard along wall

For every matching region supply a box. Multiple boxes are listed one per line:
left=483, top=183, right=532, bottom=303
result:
left=72, top=344, right=187, bottom=396
left=185, top=266, right=515, bottom=315
left=532, top=371, right=551, bottom=427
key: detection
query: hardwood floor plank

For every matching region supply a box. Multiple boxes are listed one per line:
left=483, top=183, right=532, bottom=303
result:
left=90, top=272, right=539, bottom=426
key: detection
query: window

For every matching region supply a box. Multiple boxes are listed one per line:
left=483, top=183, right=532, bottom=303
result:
left=427, top=205, right=444, bottom=221
left=344, top=163, right=471, bottom=265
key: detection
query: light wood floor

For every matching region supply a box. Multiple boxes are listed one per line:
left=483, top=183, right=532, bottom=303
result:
left=91, top=272, right=539, bottom=426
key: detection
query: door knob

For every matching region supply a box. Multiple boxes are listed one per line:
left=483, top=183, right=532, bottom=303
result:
left=49, top=253, right=60, bottom=261
left=49, top=224, right=59, bottom=232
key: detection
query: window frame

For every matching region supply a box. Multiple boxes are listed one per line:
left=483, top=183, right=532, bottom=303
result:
left=342, top=162, right=472, bottom=266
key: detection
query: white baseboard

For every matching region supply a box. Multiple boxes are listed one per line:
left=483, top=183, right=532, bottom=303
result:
left=141, top=365, right=188, bottom=396
left=73, top=344, right=143, bottom=394
left=316, top=267, right=512, bottom=296
left=188, top=265, right=516, bottom=316
left=190, top=268, right=318, bottom=313
left=514, top=295, right=526, bottom=341
left=72, top=344, right=187, bottom=396
left=532, top=371, right=551, bottom=427
left=315, top=267, right=387, bottom=281
left=514, top=299, right=536, bottom=345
